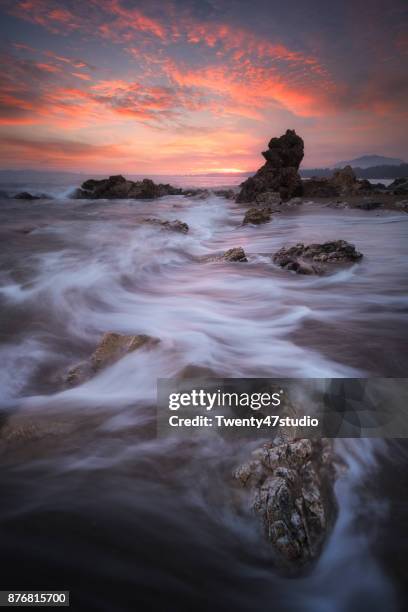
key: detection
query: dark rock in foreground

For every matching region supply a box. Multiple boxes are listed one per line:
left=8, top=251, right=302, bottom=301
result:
left=73, top=175, right=182, bottom=199
left=273, top=240, right=363, bottom=275
left=143, top=218, right=189, bottom=233
left=66, top=332, right=159, bottom=386
left=237, top=130, right=304, bottom=203
left=234, top=438, right=337, bottom=570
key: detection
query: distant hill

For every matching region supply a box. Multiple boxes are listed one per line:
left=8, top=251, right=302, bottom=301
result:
left=333, top=155, right=405, bottom=169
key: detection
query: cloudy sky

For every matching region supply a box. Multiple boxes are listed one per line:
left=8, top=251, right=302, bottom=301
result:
left=0, top=0, right=406, bottom=173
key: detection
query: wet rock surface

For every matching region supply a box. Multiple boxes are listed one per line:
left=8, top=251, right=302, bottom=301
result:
left=237, top=130, right=304, bottom=203
left=273, top=240, right=363, bottom=275
left=73, top=175, right=182, bottom=199
left=234, top=438, right=337, bottom=570
left=196, top=247, right=248, bottom=263
left=143, top=218, right=189, bottom=233
left=66, top=332, right=159, bottom=386
left=243, top=207, right=273, bottom=225
left=223, top=247, right=248, bottom=262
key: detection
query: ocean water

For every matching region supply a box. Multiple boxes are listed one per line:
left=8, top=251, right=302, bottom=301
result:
left=0, top=176, right=407, bottom=611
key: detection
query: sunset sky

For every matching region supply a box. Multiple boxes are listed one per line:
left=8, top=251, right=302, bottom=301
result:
left=0, top=0, right=407, bottom=174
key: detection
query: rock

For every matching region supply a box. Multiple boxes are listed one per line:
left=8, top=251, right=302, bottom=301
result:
left=143, top=218, right=189, bottom=233
left=234, top=438, right=337, bottom=569
left=254, top=190, right=281, bottom=206
left=302, top=167, right=374, bottom=198
left=181, top=188, right=210, bottom=199
left=237, top=130, right=304, bottom=203
left=243, top=207, right=272, bottom=225
left=196, top=247, right=248, bottom=263
left=388, top=177, right=408, bottom=195
left=331, top=166, right=357, bottom=194
left=223, top=247, right=247, bottom=262
left=66, top=332, right=159, bottom=386
left=302, top=179, right=338, bottom=198
left=73, top=175, right=182, bottom=199
left=353, top=201, right=382, bottom=210
left=213, top=189, right=236, bottom=199
left=273, top=240, right=363, bottom=275
left=14, top=192, right=45, bottom=200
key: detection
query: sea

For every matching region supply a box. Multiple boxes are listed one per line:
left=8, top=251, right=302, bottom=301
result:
left=0, top=172, right=407, bottom=611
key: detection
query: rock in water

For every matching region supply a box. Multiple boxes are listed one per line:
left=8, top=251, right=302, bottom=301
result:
left=143, top=218, right=189, bottom=233
left=234, top=438, right=337, bottom=570
left=223, top=247, right=247, bottom=262
left=66, top=332, right=159, bottom=386
left=243, top=207, right=272, bottom=225
left=73, top=175, right=182, bottom=199
left=273, top=240, right=363, bottom=275
left=237, top=130, right=304, bottom=202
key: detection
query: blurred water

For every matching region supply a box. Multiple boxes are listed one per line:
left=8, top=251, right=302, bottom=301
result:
left=0, top=182, right=407, bottom=611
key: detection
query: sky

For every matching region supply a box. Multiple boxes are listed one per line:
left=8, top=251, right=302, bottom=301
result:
left=0, top=0, right=407, bottom=174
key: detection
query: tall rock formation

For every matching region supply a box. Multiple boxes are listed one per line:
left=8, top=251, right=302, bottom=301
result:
left=237, top=130, right=304, bottom=203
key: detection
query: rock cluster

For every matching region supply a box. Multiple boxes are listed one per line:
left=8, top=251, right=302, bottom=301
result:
left=243, top=207, right=273, bottom=225
left=273, top=240, right=363, bottom=275
left=66, top=332, right=159, bottom=386
left=73, top=175, right=182, bottom=199
left=237, top=130, right=304, bottom=203
left=234, top=438, right=337, bottom=569
left=302, top=166, right=372, bottom=198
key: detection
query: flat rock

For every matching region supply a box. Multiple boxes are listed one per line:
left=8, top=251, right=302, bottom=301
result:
left=196, top=247, right=248, bottom=263
left=143, top=218, right=189, bottom=233
left=273, top=240, right=363, bottom=275
left=73, top=175, right=182, bottom=199
left=66, top=332, right=159, bottom=386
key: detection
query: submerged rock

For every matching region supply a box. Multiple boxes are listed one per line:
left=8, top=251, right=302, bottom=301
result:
left=73, top=175, right=182, bottom=199
left=243, top=207, right=273, bottom=225
left=234, top=438, right=337, bottom=570
left=273, top=240, right=363, bottom=275
left=14, top=192, right=48, bottom=200
left=143, top=218, right=189, bottom=233
left=66, top=332, right=159, bottom=386
left=237, top=130, right=304, bottom=203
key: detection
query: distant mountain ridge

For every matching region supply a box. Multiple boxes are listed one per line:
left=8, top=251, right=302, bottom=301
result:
left=333, top=155, right=405, bottom=169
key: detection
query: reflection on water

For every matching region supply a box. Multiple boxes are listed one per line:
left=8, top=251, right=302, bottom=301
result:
left=0, top=185, right=407, bottom=611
